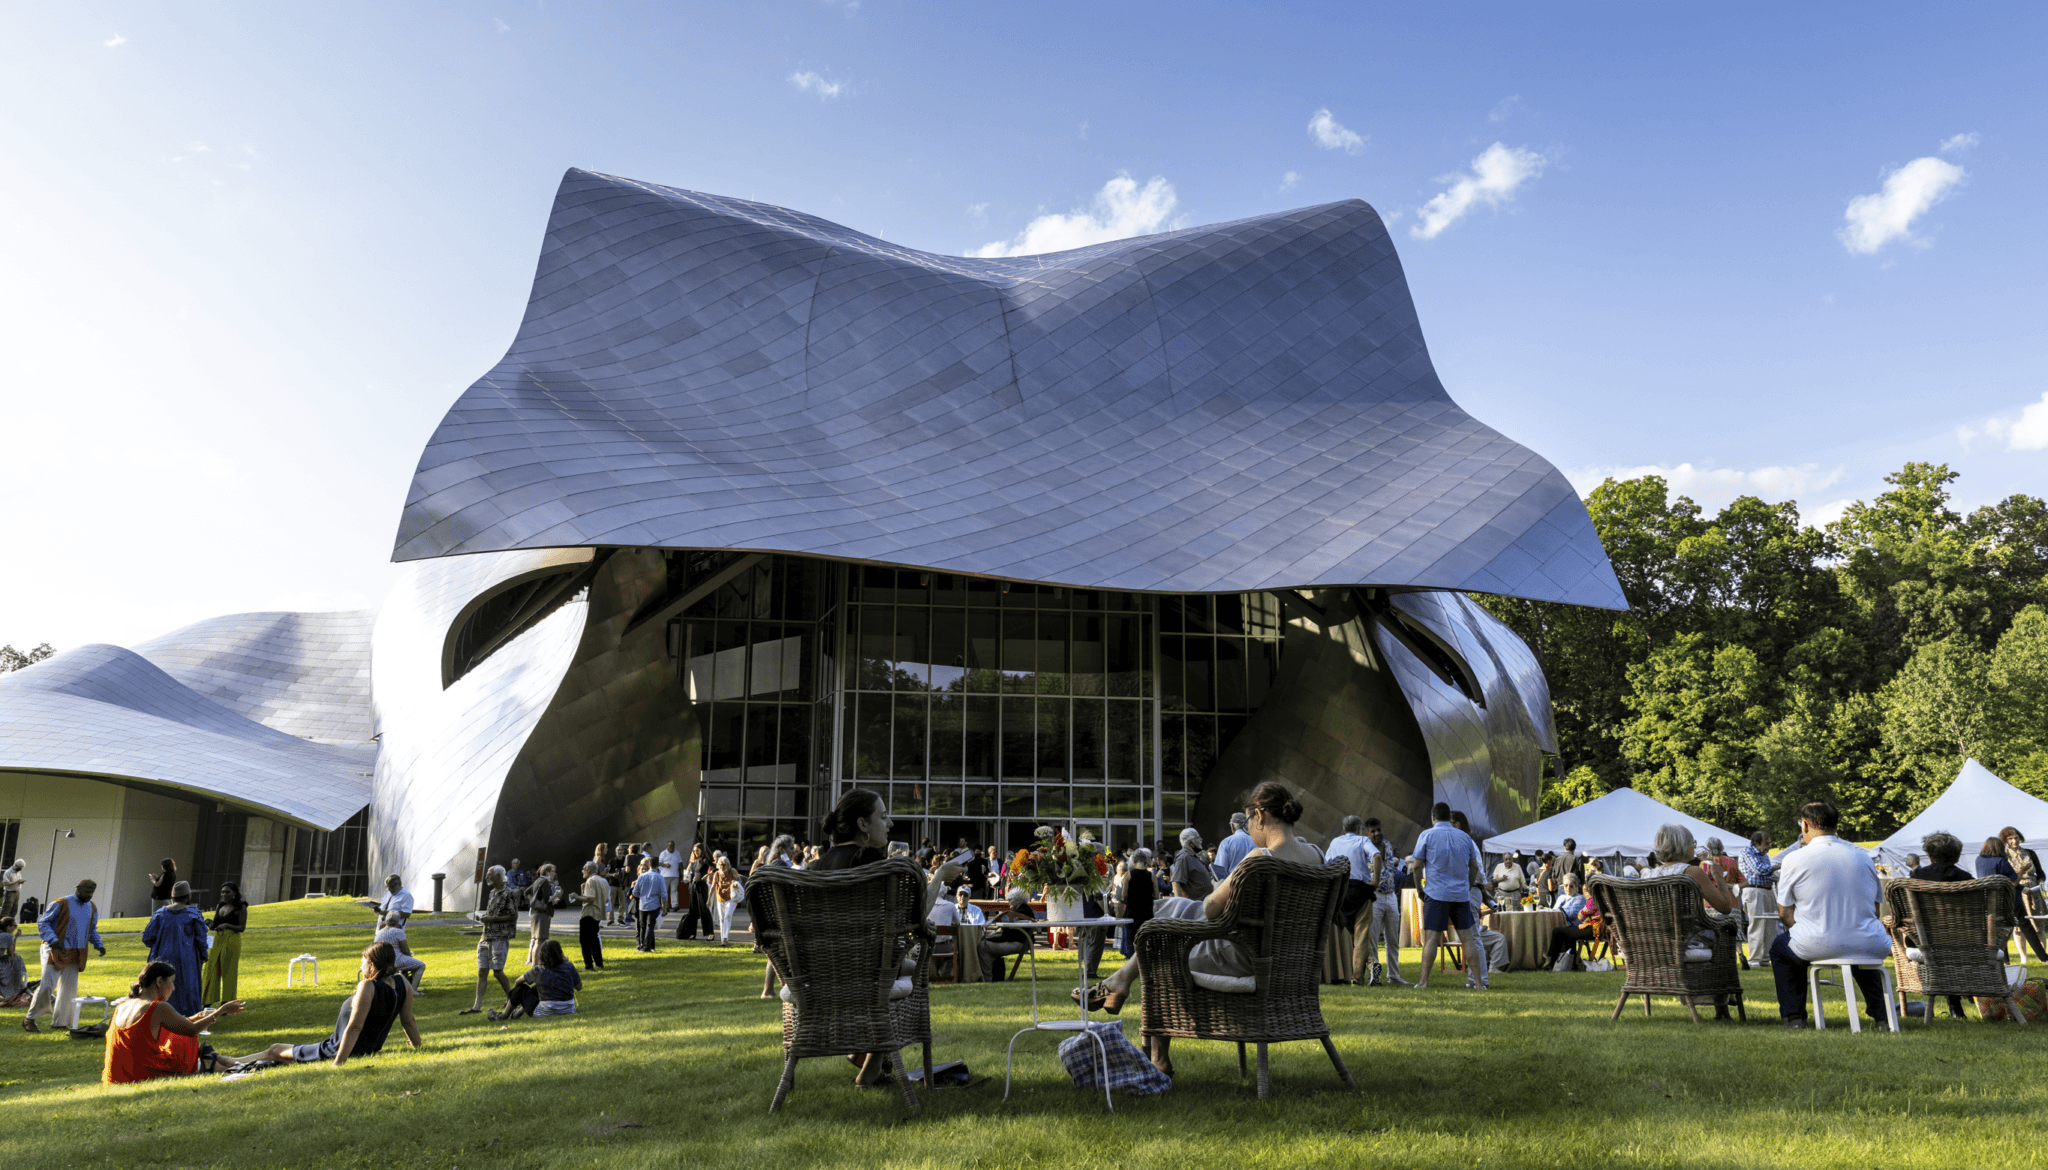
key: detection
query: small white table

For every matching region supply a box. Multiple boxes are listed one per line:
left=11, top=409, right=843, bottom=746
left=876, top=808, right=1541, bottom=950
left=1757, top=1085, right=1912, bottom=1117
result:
left=998, top=916, right=1131, bottom=1111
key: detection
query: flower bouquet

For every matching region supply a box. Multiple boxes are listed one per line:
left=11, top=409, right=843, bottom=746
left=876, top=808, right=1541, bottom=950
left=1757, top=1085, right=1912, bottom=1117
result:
left=1008, top=826, right=1111, bottom=922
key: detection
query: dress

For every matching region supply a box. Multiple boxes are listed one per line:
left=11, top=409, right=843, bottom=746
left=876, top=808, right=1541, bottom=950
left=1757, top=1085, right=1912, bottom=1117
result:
left=141, top=903, right=209, bottom=1016
left=1119, top=869, right=1156, bottom=956
left=202, top=901, right=246, bottom=1004
left=295, top=976, right=403, bottom=1063
left=103, top=1002, right=198, bottom=1084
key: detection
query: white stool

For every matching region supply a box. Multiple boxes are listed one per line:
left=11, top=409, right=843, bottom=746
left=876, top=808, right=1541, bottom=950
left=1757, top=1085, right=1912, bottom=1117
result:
left=288, top=953, right=319, bottom=987
left=62, top=995, right=109, bottom=1030
left=1807, top=954, right=1897, bottom=1033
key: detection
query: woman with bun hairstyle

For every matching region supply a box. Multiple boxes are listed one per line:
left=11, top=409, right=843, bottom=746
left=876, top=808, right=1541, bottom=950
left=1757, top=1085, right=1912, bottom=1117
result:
left=103, top=960, right=246, bottom=1083
left=1070, top=782, right=1323, bottom=1070
left=808, top=787, right=965, bottom=1087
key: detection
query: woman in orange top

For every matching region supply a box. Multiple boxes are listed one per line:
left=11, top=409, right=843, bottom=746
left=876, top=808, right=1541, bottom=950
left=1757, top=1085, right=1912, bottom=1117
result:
left=104, top=960, right=245, bottom=1084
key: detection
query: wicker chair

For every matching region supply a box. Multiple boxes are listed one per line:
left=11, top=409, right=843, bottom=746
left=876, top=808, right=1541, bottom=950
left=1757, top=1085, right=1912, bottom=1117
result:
left=745, top=858, right=935, bottom=1112
left=1134, top=856, right=1355, bottom=1099
left=1588, top=874, right=1745, bottom=1023
left=1881, top=876, right=2027, bottom=1024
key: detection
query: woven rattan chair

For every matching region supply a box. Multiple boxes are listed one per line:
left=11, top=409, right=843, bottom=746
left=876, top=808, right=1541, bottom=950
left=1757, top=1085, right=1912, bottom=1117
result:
left=1881, top=876, right=2027, bottom=1024
left=1588, top=874, right=1745, bottom=1023
left=745, top=858, right=935, bottom=1112
left=1134, top=855, right=1355, bottom=1099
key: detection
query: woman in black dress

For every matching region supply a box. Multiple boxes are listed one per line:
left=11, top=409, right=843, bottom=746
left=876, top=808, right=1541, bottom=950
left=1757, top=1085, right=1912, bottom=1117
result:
left=228, top=942, right=420, bottom=1068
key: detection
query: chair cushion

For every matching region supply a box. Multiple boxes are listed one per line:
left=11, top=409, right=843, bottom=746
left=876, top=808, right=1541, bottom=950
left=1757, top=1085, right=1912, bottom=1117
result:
left=1906, top=948, right=1924, bottom=962
left=778, top=976, right=915, bottom=1004
left=1190, top=970, right=1256, bottom=994
left=1683, top=947, right=1712, bottom=962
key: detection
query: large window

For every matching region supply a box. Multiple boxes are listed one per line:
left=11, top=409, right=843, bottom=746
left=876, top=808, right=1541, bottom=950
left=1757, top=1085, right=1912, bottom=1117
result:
left=288, top=807, right=369, bottom=900
left=1158, top=593, right=1284, bottom=826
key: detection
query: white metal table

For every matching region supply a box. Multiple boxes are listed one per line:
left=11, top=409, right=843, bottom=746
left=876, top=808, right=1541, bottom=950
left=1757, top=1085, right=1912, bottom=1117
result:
left=997, top=916, right=1131, bottom=1111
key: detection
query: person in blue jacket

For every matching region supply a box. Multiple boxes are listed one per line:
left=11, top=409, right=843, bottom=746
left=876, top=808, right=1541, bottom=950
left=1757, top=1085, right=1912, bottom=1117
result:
left=142, top=882, right=209, bottom=1016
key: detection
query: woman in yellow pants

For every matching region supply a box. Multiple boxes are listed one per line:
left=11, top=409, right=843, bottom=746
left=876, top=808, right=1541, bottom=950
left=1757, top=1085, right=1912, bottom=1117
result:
left=202, top=882, right=248, bottom=1006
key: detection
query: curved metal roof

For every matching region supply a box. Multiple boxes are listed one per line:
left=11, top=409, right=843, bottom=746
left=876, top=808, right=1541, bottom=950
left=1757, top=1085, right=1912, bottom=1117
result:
left=135, top=610, right=375, bottom=746
left=395, top=169, right=1625, bottom=609
left=0, top=644, right=371, bottom=830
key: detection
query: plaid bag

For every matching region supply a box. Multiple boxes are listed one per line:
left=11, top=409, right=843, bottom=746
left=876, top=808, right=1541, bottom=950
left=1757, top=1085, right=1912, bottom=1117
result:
left=1978, top=979, right=2048, bottom=1022
left=1057, top=1022, right=1170, bottom=1096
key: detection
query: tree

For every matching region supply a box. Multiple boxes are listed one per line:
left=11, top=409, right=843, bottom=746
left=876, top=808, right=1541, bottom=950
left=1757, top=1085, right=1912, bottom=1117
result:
left=1877, top=637, right=1991, bottom=821
left=0, top=643, right=54, bottom=673
left=1985, top=605, right=2048, bottom=798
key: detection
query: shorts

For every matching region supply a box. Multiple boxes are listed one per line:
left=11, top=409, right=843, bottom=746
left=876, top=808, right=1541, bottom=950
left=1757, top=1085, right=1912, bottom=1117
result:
left=533, top=999, right=577, bottom=1017
left=1421, top=897, right=1474, bottom=933
left=476, top=938, right=509, bottom=971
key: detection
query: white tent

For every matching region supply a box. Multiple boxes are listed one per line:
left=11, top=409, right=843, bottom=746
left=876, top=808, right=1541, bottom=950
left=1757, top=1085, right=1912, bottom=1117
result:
left=1870, top=758, right=2048, bottom=872
left=1483, top=786, right=1747, bottom=859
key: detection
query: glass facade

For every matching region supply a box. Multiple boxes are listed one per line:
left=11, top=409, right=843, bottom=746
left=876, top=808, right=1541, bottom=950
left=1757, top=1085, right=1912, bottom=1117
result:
left=668, top=554, right=1287, bottom=860
left=287, top=807, right=369, bottom=899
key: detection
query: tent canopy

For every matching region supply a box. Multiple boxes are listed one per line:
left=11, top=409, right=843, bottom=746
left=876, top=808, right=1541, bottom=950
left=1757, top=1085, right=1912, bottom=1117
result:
left=1483, top=787, right=1747, bottom=859
left=1870, top=759, right=2048, bottom=870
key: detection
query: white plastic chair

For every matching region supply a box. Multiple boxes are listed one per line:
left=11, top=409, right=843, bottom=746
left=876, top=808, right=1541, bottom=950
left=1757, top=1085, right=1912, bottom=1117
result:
left=288, top=953, right=319, bottom=987
left=63, top=995, right=109, bottom=1030
left=1807, top=953, right=1898, bottom=1033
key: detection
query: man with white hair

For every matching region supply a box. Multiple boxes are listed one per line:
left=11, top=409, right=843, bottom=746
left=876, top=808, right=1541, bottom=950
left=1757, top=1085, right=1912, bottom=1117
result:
left=463, top=865, right=520, bottom=1015
left=1212, top=812, right=1254, bottom=879
left=1170, top=828, right=1216, bottom=901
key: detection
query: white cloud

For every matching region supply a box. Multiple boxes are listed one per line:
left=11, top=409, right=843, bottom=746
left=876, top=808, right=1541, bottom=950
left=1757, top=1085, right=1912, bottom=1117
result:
left=493, top=17, right=511, bottom=33
left=964, top=202, right=988, bottom=223
left=968, top=174, right=1181, bottom=258
left=1565, top=461, right=1846, bottom=513
left=1307, top=109, right=1364, bottom=154
left=1411, top=142, right=1547, bottom=239
left=1939, top=132, right=1979, bottom=154
left=1279, top=170, right=1301, bottom=193
left=1838, top=155, right=1965, bottom=255
left=788, top=70, right=846, bottom=100
left=103, top=33, right=126, bottom=48
left=1488, top=95, right=1522, bottom=123
left=1960, top=391, right=2048, bottom=451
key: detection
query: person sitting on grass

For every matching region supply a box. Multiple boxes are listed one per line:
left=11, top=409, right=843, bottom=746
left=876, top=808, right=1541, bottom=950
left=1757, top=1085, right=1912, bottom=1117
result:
left=228, top=942, right=420, bottom=1069
left=1072, top=781, right=1323, bottom=1076
left=0, top=916, right=27, bottom=1007
left=490, top=938, right=583, bottom=1020
left=103, top=960, right=247, bottom=1083
left=375, top=908, right=427, bottom=992
left=462, top=865, right=520, bottom=1015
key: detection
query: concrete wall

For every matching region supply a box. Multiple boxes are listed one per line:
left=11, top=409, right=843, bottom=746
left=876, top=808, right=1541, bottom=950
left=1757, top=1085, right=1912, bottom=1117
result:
left=241, top=816, right=288, bottom=905
left=0, top=773, right=199, bottom=919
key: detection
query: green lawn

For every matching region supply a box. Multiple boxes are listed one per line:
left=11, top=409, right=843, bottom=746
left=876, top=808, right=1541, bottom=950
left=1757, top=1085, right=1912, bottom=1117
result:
left=4, top=905, right=2042, bottom=1170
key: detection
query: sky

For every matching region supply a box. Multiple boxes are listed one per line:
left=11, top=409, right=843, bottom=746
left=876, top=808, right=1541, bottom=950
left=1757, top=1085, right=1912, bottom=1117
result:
left=3, top=3, right=2044, bottom=651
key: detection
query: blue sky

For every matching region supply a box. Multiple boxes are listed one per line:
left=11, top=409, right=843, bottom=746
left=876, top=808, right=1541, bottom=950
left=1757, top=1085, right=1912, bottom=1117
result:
left=4, top=3, right=2044, bottom=649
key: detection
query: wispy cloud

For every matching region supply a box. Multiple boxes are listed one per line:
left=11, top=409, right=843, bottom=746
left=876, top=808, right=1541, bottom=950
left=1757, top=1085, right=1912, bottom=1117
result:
left=1566, top=461, right=1846, bottom=513
left=1958, top=392, right=2048, bottom=451
left=1279, top=171, right=1301, bottom=193
left=968, top=174, right=1181, bottom=258
left=1839, top=153, right=1966, bottom=255
left=1411, top=143, right=1546, bottom=239
left=965, top=202, right=988, bottom=224
left=1939, top=131, right=1979, bottom=154
left=1307, top=109, right=1365, bottom=154
left=493, top=17, right=510, bottom=33
left=789, top=70, right=847, bottom=100
left=1488, top=94, right=1522, bottom=122
left=103, top=33, right=126, bottom=48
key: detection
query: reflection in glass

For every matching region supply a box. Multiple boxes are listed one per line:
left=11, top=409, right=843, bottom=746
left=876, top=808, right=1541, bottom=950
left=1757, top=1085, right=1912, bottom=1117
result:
left=1161, top=713, right=1185, bottom=791
left=1036, top=698, right=1069, bottom=780
left=1073, top=787, right=1105, bottom=818
left=1186, top=715, right=1217, bottom=792
left=1000, top=611, right=1034, bottom=692
left=1158, top=635, right=1184, bottom=708
left=893, top=695, right=928, bottom=780
left=1185, top=638, right=1213, bottom=712
left=1001, top=786, right=1033, bottom=819
left=854, top=693, right=890, bottom=779
left=1072, top=698, right=1105, bottom=780
left=930, top=608, right=967, bottom=692
left=929, top=785, right=962, bottom=816
left=965, top=610, right=999, bottom=693
left=1107, top=700, right=1143, bottom=783
left=744, top=705, right=778, bottom=769
left=1215, top=638, right=1246, bottom=710
left=1109, top=787, right=1141, bottom=818
left=1037, top=613, right=1069, bottom=695
left=1000, top=696, right=1033, bottom=779
left=893, top=607, right=928, bottom=691
left=1037, top=788, right=1070, bottom=818
left=964, top=695, right=997, bottom=780
left=929, top=693, right=963, bottom=779
left=1071, top=614, right=1105, bottom=696
left=966, top=785, right=997, bottom=818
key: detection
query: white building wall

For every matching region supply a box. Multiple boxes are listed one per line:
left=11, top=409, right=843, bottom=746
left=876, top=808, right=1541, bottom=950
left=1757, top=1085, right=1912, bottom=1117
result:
left=0, top=773, right=198, bottom=919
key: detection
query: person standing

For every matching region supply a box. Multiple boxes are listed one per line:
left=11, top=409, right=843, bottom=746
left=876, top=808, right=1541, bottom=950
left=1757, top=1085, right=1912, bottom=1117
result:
left=710, top=855, right=741, bottom=946
left=659, top=841, right=682, bottom=912
left=1, top=860, right=24, bottom=921
left=1119, top=848, right=1157, bottom=957
left=1325, top=815, right=1376, bottom=980
left=1771, top=800, right=1891, bottom=1029
left=1170, top=829, right=1215, bottom=901
left=632, top=859, right=665, bottom=952
left=678, top=844, right=713, bottom=940
left=576, top=861, right=608, bottom=972
left=142, top=882, right=208, bottom=1017
left=1976, top=837, right=2048, bottom=962
left=23, top=878, right=105, bottom=1032
left=148, top=858, right=179, bottom=913
left=462, top=866, right=519, bottom=1015
left=1211, top=812, right=1253, bottom=879
left=525, top=863, right=560, bottom=968
left=1737, top=831, right=1780, bottom=968
left=201, top=882, right=247, bottom=1007
left=1409, top=803, right=1485, bottom=990
left=1354, top=819, right=1407, bottom=986
left=1556, top=838, right=1583, bottom=889
left=1446, top=810, right=1504, bottom=983
left=965, top=845, right=991, bottom=899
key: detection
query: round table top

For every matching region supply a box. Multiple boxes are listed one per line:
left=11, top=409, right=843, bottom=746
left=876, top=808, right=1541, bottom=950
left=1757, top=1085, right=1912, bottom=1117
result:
left=1003, top=917, right=1131, bottom=929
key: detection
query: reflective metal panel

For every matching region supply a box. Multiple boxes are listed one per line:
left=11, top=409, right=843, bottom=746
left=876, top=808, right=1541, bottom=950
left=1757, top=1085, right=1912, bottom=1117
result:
left=395, top=170, right=1626, bottom=611
left=136, top=611, right=375, bottom=747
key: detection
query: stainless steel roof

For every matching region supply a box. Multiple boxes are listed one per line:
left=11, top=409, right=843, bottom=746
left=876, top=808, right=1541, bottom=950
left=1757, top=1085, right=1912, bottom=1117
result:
left=135, top=610, right=376, bottom=747
left=0, top=644, right=372, bottom=830
left=395, top=169, right=1626, bottom=609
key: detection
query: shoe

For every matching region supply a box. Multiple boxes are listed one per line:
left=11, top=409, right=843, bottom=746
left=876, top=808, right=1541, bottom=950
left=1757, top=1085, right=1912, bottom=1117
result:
left=21, top=1017, right=38, bottom=1033
left=1370, top=963, right=1385, bottom=987
left=1782, top=1017, right=1810, bottom=1029
left=1071, top=982, right=1127, bottom=1014
left=486, top=1009, right=504, bottom=1021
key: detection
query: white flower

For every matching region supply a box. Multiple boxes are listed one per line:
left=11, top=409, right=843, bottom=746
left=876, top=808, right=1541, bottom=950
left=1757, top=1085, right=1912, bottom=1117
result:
left=1034, top=826, right=1054, bottom=839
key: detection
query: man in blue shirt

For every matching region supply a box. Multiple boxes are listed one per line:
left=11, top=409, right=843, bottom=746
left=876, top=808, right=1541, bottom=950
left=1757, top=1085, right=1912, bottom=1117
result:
left=24, top=878, right=105, bottom=1032
left=1737, top=830, right=1779, bottom=968
left=632, top=860, right=667, bottom=952
left=1212, top=813, right=1253, bottom=880
left=1324, top=815, right=1376, bottom=936
left=1408, top=802, right=1484, bottom=990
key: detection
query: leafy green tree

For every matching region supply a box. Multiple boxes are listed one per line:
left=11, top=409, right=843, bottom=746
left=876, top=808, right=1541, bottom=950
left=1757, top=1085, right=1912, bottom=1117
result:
left=1986, top=605, right=2048, bottom=797
left=1540, top=763, right=1609, bottom=816
left=1877, top=637, right=1991, bottom=820
left=1620, top=635, right=1774, bottom=827
left=0, top=643, right=54, bottom=672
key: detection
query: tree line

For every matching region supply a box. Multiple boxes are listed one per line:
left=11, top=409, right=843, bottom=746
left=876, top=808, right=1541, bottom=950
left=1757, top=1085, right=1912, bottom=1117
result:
left=1477, top=462, right=2048, bottom=839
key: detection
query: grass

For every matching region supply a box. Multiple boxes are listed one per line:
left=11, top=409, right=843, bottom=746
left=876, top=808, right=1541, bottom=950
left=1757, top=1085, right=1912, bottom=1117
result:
left=4, top=905, right=2043, bottom=1170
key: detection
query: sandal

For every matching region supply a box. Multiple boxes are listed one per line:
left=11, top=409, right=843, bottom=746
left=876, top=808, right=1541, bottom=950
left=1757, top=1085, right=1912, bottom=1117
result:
left=1071, top=983, right=1127, bottom=1015
left=458, top=1007, right=483, bottom=1015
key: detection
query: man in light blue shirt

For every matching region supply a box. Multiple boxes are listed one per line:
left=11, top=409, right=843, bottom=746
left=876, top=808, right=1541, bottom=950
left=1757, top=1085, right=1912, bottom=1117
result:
left=1324, top=815, right=1377, bottom=942
left=632, top=861, right=667, bottom=953
left=1408, top=802, right=1484, bottom=990
left=1212, top=813, right=1253, bottom=880
left=25, top=878, right=105, bottom=1032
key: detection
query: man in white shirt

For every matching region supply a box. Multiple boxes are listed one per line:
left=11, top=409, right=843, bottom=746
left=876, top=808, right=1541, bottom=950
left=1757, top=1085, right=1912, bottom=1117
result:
left=1771, top=799, right=1891, bottom=1029
left=355, top=874, right=415, bottom=924
left=658, top=842, right=682, bottom=912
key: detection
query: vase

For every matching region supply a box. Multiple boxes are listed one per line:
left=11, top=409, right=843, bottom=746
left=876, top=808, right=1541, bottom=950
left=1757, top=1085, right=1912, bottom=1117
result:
left=1044, top=892, right=1087, bottom=922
